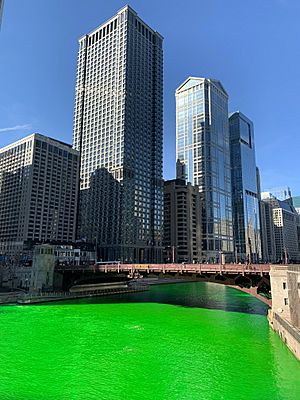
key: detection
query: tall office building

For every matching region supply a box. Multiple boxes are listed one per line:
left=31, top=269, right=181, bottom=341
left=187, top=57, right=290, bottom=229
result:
left=175, top=77, right=233, bottom=262
left=259, top=199, right=276, bottom=263
left=73, top=6, right=163, bottom=262
left=163, top=178, right=202, bottom=263
left=292, top=196, right=300, bottom=214
left=229, top=111, right=261, bottom=263
left=262, top=193, right=300, bottom=263
left=0, top=134, right=79, bottom=255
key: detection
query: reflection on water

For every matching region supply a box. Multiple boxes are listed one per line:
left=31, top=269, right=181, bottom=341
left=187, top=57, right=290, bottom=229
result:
left=65, top=282, right=268, bottom=315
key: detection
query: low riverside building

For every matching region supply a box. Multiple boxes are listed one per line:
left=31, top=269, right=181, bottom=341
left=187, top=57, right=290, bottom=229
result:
left=0, top=243, right=96, bottom=290
left=54, top=243, right=95, bottom=267
left=163, top=177, right=202, bottom=263
left=269, top=265, right=300, bottom=360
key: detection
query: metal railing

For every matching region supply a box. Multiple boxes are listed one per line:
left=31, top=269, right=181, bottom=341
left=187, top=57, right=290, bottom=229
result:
left=55, top=263, right=271, bottom=275
left=21, top=285, right=148, bottom=300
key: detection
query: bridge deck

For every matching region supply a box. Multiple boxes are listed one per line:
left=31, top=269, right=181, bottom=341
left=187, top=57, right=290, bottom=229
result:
left=56, top=263, right=271, bottom=275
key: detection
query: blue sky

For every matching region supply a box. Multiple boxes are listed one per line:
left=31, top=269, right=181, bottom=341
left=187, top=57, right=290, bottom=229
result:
left=0, top=0, right=299, bottom=194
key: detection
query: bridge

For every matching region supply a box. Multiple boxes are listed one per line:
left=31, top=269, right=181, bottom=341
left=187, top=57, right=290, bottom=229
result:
left=54, top=263, right=272, bottom=304
left=55, top=263, right=271, bottom=276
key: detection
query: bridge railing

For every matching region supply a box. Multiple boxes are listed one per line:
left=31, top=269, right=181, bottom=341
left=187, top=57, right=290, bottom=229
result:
left=55, top=263, right=271, bottom=274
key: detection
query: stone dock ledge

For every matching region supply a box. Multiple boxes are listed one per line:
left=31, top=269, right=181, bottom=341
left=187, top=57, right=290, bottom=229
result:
left=269, top=310, right=300, bottom=361
left=0, top=286, right=148, bottom=305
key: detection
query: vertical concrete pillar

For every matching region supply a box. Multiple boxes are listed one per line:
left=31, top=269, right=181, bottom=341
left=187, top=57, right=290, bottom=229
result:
left=30, top=245, right=55, bottom=292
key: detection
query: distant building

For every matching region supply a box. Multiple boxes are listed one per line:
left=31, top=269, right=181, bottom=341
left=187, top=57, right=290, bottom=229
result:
left=0, top=133, right=79, bottom=255
left=73, top=5, right=163, bottom=263
left=292, top=196, right=300, bottom=215
left=175, top=77, right=233, bottom=262
left=259, top=200, right=276, bottom=263
left=163, top=179, right=202, bottom=263
left=229, top=112, right=261, bottom=263
left=264, top=186, right=293, bottom=203
left=0, top=0, right=4, bottom=29
left=262, top=193, right=300, bottom=263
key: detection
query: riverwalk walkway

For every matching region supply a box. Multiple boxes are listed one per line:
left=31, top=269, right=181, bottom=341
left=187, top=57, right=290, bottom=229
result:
left=0, top=285, right=148, bottom=305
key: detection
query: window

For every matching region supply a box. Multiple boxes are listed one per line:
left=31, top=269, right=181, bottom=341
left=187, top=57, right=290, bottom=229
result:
left=283, top=282, right=287, bottom=290
left=284, top=298, right=288, bottom=306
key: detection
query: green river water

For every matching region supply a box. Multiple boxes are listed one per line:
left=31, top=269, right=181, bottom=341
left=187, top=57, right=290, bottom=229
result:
left=0, top=282, right=300, bottom=400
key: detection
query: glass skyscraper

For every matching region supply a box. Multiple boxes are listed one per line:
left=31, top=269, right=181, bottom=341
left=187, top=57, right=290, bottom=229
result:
left=73, top=5, right=163, bottom=263
left=292, top=196, right=300, bottom=214
left=229, top=111, right=261, bottom=263
left=176, top=77, right=233, bottom=262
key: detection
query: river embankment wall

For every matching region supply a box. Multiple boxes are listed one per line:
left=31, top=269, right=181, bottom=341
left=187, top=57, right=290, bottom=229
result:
left=269, top=310, right=300, bottom=361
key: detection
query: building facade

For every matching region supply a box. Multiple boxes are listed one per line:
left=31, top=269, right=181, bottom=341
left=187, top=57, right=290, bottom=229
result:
left=175, top=77, right=233, bottom=262
left=229, top=112, right=261, bottom=263
left=73, top=5, right=163, bottom=263
left=163, top=178, right=202, bottom=263
left=259, top=199, right=276, bottom=263
left=292, top=196, right=300, bottom=215
left=262, top=193, right=300, bottom=263
left=0, top=243, right=95, bottom=290
left=264, top=186, right=293, bottom=203
left=0, top=134, right=79, bottom=255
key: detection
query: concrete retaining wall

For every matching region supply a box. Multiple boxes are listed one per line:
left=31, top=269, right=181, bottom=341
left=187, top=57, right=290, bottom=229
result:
left=269, top=310, right=300, bottom=361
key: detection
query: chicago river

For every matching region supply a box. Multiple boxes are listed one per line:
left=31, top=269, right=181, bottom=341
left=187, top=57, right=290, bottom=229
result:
left=1, top=282, right=300, bottom=400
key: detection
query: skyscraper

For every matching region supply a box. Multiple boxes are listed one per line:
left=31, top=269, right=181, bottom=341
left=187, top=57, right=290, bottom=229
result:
left=229, top=111, right=262, bottom=263
left=292, top=196, right=300, bottom=215
left=175, top=77, right=233, bottom=262
left=73, top=6, right=163, bottom=263
left=261, top=193, right=300, bottom=263
left=163, top=178, right=202, bottom=263
left=259, top=199, right=276, bottom=263
left=0, top=134, right=79, bottom=255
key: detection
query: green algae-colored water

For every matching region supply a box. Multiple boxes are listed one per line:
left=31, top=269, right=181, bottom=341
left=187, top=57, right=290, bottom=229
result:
left=1, top=282, right=300, bottom=400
